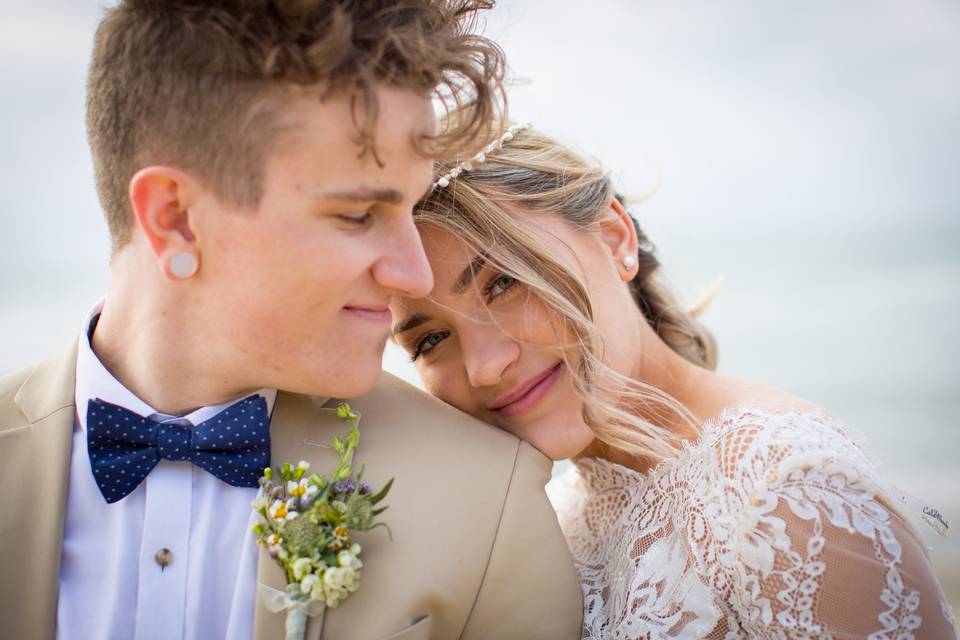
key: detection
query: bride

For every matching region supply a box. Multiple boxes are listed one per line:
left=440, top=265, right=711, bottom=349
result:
left=389, top=123, right=956, bottom=638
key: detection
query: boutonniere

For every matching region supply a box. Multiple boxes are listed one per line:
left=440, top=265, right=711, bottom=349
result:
left=251, top=403, right=393, bottom=640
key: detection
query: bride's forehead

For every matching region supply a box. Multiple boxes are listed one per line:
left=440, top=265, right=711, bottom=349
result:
left=419, top=227, right=478, bottom=270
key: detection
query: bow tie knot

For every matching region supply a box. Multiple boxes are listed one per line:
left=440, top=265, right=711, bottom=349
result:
left=157, top=422, right=192, bottom=461
left=86, top=395, right=271, bottom=504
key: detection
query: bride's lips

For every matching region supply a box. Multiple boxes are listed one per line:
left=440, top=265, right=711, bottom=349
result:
left=489, top=363, right=563, bottom=418
left=343, top=306, right=392, bottom=324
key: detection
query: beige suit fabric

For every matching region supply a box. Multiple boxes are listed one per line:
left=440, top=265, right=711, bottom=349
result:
left=0, top=344, right=583, bottom=640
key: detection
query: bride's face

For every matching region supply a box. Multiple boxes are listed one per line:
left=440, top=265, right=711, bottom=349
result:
left=390, top=207, right=641, bottom=460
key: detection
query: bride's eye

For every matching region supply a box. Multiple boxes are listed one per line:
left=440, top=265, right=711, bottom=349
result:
left=484, top=273, right=518, bottom=301
left=411, top=330, right=449, bottom=361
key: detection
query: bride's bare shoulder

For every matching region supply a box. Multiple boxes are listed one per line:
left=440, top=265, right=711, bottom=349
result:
left=697, top=374, right=825, bottom=424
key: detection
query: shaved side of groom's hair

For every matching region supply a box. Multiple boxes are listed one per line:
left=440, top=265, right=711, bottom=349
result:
left=86, top=0, right=506, bottom=251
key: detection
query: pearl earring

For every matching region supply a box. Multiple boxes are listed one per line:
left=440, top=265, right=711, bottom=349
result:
left=622, top=255, right=636, bottom=270
left=170, top=252, right=199, bottom=279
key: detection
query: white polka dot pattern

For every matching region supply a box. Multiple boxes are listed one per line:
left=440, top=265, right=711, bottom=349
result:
left=86, top=395, right=271, bottom=504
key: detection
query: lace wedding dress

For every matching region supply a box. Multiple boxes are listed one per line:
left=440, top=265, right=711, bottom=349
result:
left=548, top=406, right=957, bottom=639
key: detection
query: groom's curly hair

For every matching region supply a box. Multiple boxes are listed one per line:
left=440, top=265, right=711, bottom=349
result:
left=87, top=0, right=507, bottom=249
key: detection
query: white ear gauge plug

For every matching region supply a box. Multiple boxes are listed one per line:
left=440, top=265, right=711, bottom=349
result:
left=170, top=252, right=199, bottom=279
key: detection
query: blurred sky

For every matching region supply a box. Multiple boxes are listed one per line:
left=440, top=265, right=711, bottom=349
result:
left=1, top=0, right=959, bottom=281
left=486, top=0, right=960, bottom=232
left=1, top=0, right=959, bottom=598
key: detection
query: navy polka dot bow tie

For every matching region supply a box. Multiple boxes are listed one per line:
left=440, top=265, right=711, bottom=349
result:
left=86, top=395, right=271, bottom=504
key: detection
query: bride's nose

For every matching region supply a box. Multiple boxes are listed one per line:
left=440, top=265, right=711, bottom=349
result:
left=461, top=322, right=520, bottom=389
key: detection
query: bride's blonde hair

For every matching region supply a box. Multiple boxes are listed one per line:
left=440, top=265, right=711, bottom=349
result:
left=416, top=124, right=718, bottom=464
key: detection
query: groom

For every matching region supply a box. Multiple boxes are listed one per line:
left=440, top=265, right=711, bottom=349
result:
left=0, top=2, right=582, bottom=639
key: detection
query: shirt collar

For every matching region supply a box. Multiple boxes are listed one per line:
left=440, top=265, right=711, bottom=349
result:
left=74, top=297, right=278, bottom=431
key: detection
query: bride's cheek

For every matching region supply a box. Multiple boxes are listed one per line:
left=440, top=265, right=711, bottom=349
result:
left=420, top=369, right=465, bottom=410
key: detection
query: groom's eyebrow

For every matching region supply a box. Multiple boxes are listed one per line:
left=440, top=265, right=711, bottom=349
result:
left=452, top=254, right=488, bottom=295
left=318, top=187, right=404, bottom=205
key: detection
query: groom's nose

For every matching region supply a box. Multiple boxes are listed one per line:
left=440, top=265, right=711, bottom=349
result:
left=372, top=217, right=434, bottom=298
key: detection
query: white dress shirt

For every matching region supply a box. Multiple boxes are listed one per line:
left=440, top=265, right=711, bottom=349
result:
left=56, top=300, right=277, bottom=640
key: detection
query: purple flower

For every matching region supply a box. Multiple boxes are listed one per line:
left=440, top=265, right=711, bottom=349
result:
left=360, top=483, right=371, bottom=495
left=333, top=479, right=356, bottom=494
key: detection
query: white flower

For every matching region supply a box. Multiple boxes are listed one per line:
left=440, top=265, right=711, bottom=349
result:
left=287, top=479, right=307, bottom=496
left=268, top=499, right=287, bottom=520
left=296, top=460, right=311, bottom=472
left=287, top=478, right=319, bottom=505
left=267, top=499, right=299, bottom=521
left=323, top=567, right=346, bottom=589
left=251, top=495, right=270, bottom=511
left=338, top=549, right=363, bottom=571
left=300, top=573, right=320, bottom=597
left=292, top=557, right=313, bottom=580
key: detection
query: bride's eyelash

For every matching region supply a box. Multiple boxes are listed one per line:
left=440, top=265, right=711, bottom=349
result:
left=408, top=271, right=519, bottom=362
left=481, top=271, right=519, bottom=302
left=409, top=330, right=450, bottom=362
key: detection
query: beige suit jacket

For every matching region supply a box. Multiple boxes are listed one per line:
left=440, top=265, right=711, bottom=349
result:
left=0, top=345, right=583, bottom=640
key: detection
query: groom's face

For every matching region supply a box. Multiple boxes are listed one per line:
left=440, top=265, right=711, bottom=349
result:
left=188, top=86, right=436, bottom=398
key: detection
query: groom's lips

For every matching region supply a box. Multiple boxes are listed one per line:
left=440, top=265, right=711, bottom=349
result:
left=343, top=305, right=393, bottom=324
left=489, top=362, right=563, bottom=418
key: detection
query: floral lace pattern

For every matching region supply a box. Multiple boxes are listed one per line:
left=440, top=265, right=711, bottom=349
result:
left=548, top=407, right=957, bottom=639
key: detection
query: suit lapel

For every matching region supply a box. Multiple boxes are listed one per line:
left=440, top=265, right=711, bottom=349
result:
left=252, top=392, right=346, bottom=640
left=1, top=345, right=77, bottom=638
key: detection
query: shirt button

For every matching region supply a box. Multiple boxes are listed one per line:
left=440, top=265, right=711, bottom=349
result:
left=155, top=548, right=173, bottom=570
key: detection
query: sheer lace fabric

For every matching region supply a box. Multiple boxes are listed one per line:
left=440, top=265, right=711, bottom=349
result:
left=548, top=407, right=957, bottom=639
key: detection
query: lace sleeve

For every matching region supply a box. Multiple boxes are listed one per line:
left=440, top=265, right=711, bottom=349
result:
left=724, top=413, right=956, bottom=639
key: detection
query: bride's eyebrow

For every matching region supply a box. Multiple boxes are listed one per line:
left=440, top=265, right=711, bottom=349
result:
left=452, top=254, right=488, bottom=294
left=392, top=313, right=429, bottom=336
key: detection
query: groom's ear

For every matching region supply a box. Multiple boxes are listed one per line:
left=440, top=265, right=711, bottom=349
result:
left=597, top=197, right=639, bottom=270
left=128, top=166, right=202, bottom=280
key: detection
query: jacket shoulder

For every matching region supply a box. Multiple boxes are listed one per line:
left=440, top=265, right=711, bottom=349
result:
left=0, top=361, right=42, bottom=430
left=0, top=346, right=77, bottom=431
left=345, top=372, right=525, bottom=458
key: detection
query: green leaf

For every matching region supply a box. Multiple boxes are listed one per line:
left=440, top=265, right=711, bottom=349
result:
left=346, top=425, right=360, bottom=450
left=369, top=477, right=394, bottom=506
left=369, top=521, right=393, bottom=541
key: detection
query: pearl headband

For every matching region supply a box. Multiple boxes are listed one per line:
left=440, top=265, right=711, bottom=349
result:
left=431, top=123, right=531, bottom=191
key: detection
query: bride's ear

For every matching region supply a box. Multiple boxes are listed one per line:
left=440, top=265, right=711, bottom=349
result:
left=597, top=197, right=639, bottom=280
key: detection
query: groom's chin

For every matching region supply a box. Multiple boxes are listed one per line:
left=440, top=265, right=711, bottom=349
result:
left=321, top=364, right=384, bottom=400
left=294, top=343, right=387, bottom=400
left=274, top=363, right=383, bottom=400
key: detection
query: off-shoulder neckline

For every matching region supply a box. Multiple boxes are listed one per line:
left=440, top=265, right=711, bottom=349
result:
left=571, top=403, right=838, bottom=488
